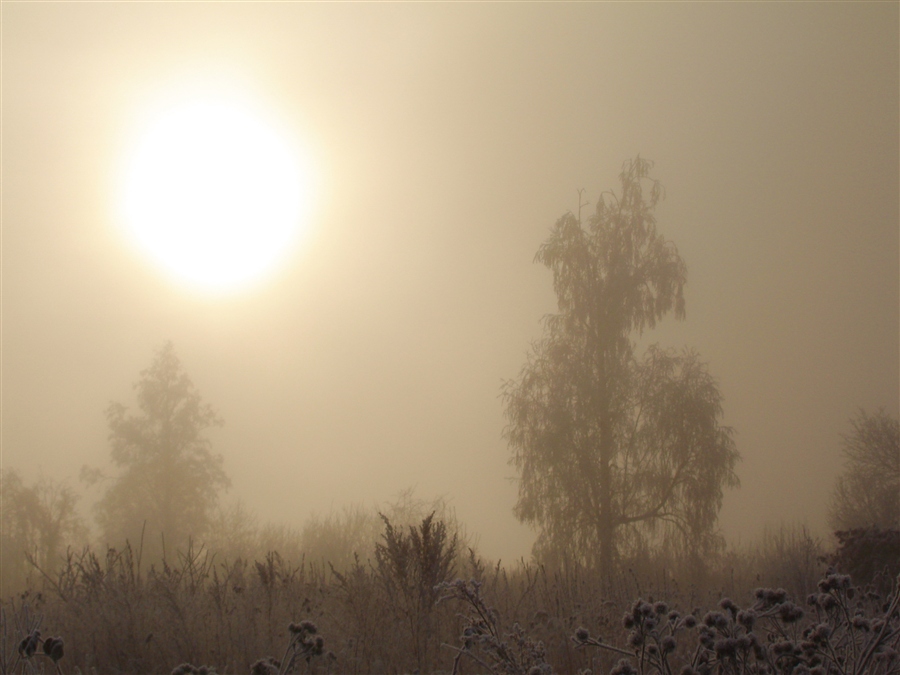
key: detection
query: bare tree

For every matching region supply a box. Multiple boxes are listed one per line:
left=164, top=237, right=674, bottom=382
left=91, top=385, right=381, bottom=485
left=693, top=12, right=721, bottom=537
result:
left=829, top=409, right=899, bottom=532
left=503, top=157, right=739, bottom=577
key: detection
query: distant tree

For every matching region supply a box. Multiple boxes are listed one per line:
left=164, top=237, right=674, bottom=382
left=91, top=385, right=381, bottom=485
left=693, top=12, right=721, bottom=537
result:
left=300, top=505, right=382, bottom=572
left=0, top=468, right=86, bottom=595
left=93, top=342, right=229, bottom=560
left=827, top=527, right=900, bottom=594
left=205, top=498, right=261, bottom=561
left=829, top=409, right=899, bottom=532
left=503, top=157, right=739, bottom=577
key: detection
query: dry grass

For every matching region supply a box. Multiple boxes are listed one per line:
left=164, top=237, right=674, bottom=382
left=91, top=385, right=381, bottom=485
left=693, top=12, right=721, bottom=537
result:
left=2, top=518, right=897, bottom=674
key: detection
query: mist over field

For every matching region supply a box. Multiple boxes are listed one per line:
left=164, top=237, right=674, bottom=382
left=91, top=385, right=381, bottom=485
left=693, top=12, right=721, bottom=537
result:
left=2, top=1, right=898, bottom=571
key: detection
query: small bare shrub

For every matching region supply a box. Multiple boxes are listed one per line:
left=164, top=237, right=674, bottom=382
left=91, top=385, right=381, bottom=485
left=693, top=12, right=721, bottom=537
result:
left=438, top=578, right=552, bottom=675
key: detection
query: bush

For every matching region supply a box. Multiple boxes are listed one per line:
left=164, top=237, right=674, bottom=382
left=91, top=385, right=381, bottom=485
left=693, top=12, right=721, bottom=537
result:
left=828, top=527, right=900, bottom=594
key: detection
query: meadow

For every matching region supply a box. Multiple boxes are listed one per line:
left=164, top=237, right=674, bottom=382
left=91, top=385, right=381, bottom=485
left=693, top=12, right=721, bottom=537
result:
left=2, top=515, right=897, bottom=675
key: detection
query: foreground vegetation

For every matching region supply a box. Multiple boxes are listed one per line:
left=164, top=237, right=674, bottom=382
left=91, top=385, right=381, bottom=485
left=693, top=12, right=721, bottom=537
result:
left=2, top=517, right=897, bottom=675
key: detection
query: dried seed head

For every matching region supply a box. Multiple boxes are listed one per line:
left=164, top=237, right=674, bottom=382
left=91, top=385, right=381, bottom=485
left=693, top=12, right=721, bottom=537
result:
left=250, top=658, right=279, bottom=675
left=703, top=611, right=728, bottom=630
left=851, top=616, right=871, bottom=632
left=719, top=598, right=737, bottom=614
left=51, top=639, right=64, bottom=662
left=737, top=610, right=756, bottom=631
left=777, top=602, right=804, bottom=624
left=43, top=636, right=64, bottom=662
left=18, top=630, right=40, bottom=658
left=610, top=659, right=637, bottom=675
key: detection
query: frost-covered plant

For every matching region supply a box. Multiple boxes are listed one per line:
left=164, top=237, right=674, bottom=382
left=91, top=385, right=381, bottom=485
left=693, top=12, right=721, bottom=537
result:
left=375, top=512, right=458, bottom=671
left=572, top=570, right=900, bottom=674
left=0, top=599, right=66, bottom=675
left=573, top=598, right=690, bottom=674
left=438, top=579, right=552, bottom=675
left=11, top=628, right=66, bottom=674
left=248, top=620, right=332, bottom=675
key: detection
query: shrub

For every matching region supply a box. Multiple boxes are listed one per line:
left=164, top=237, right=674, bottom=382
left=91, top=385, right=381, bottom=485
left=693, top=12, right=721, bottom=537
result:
left=374, top=512, right=459, bottom=672
left=828, top=527, right=900, bottom=593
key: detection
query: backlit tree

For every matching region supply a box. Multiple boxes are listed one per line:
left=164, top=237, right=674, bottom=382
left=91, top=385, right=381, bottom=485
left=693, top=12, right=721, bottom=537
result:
left=829, top=409, right=899, bottom=532
left=503, top=157, right=739, bottom=577
left=94, top=342, right=229, bottom=560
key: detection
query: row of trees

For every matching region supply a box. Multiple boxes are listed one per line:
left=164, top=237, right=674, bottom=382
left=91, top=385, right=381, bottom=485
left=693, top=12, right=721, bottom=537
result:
left=4, top=158, right=896, bottom=595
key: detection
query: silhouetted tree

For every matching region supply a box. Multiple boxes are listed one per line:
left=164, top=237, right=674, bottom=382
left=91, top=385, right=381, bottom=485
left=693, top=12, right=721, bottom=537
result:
left=829, top=409, right=899, bottom=531
left=93, top=342, right=229, bottom=560
left=503, top=157, right=739, bottom=577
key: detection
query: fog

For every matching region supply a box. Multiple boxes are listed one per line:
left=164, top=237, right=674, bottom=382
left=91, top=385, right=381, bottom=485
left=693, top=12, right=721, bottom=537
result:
left=2, top=2, right=897, bottom=563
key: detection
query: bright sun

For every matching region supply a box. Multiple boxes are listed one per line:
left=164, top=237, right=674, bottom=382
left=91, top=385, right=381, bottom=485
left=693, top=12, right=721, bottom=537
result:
left=121, top=99, right=310, bottom=293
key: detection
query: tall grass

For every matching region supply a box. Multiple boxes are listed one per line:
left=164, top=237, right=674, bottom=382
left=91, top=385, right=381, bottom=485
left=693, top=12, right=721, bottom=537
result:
left=2, top=518, right=897, bottom=674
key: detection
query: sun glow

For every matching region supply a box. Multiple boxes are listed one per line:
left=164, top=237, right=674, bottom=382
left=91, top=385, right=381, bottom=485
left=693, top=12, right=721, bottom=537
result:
left=120, top=98, right=312, bottom=293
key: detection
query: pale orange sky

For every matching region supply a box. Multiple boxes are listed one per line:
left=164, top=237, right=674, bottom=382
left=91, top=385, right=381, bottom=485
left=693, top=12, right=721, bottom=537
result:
left=2, top=2, right=898, bottom=561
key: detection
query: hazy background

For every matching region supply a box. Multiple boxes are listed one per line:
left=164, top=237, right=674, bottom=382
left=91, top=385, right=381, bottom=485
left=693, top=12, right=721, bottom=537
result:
left=2, top=2, right=897, bottom=562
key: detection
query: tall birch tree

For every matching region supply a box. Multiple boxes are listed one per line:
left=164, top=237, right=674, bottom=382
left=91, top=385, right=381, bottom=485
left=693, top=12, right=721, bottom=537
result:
left=503, top=157, right=739, bottom=576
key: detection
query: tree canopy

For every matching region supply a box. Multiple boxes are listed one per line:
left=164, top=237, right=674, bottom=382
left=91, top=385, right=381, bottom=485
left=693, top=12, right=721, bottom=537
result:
left=94, top=342, right=229, bottom=560
left=503, top=157, right=739, bottom=575
left=829, top=409, right=899, bottom=532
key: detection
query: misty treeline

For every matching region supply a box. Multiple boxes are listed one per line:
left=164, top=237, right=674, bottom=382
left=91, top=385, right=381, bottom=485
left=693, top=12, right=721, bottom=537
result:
left=2, top=158, right=898, bottom=674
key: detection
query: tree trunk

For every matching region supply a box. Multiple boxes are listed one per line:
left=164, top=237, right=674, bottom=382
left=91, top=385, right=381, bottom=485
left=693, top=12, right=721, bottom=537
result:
left=598, top=408, right=614, bottom=584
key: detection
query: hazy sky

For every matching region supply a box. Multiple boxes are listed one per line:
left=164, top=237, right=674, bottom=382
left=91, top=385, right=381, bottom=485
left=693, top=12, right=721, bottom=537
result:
left=2, top=2, right=897, bottom=562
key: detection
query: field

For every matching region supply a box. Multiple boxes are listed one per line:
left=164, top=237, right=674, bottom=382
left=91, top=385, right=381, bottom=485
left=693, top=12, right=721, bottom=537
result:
left=2, top=520, right=898, bottom=675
